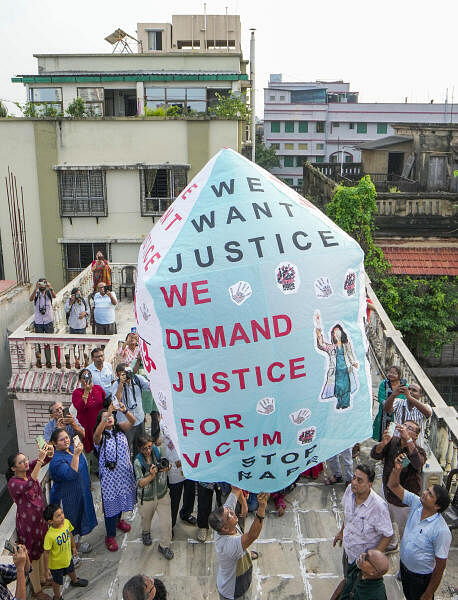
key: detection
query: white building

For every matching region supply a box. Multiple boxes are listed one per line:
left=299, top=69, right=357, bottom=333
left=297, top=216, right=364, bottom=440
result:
left=264, top=74, right=458, bottom=188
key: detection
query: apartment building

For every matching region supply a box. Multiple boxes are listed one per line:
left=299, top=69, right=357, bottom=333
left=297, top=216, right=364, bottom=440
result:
left=264, top=74, right=458, bottom=187
left=1, top=14, right=249, bottom=288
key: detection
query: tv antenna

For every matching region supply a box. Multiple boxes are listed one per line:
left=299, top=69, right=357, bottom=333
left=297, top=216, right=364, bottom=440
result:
left=104, top=28, right=143, bottom=53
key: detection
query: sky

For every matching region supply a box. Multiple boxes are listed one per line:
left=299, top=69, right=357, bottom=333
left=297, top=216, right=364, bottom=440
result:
left=1, top=0, right=457, bottom=116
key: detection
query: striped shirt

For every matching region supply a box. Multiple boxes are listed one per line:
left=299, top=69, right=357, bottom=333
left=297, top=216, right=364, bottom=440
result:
left=392, top=398, right=427, bottom=445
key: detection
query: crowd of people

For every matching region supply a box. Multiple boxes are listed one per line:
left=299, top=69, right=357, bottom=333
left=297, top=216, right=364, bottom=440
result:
left=2, top=273, right=446, bottom=600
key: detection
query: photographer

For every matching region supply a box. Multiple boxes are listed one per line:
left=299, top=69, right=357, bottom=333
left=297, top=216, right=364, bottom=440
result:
left=112, top=363, right=149, bottom=455
left=93, top=404, right=137, bottom=552
left=72, top=369, right=105, bottom=473
left=93, top=282, right=117, bottom=335
left=65, top=287, right=88, bottom=334
left=0, top=545, right=31, bottom=600
left=134, top=434, right=173, bottom=558
left=44, top=401, right=85, bottom=444
left=30, top=278, right=57, bottom=368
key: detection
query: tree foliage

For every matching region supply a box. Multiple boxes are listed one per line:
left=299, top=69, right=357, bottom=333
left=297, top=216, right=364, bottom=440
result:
left=325, top=175, right=457, bottom=356
left=0, top=101, right=7, bottom=117
left=255, top=133, right=280, bottom=170
left=208, top=92, right=250, bottom=120
left=66, top=97, right=86, bottom=118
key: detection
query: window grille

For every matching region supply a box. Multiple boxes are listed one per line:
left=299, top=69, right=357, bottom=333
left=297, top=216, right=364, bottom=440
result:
left=140, top=166, right=188, bottom=216
left=59, top=170, right=107, bottom=217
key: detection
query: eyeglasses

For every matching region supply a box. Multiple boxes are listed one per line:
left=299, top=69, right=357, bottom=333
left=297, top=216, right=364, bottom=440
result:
left=142, top=445, right=153, bottom=451
left=405, top=425, right=418, bottom=434
left=15, top=457, right=29, bottom=466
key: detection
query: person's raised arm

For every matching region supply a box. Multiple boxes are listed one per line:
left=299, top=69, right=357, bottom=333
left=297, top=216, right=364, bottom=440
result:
left=241, top=492, right=269, bottom=550
left=107, top=290, right=117, bottom=306
left=116, top=402, right=135, bottom=431
left=47, top=281, right=56, bottom=299
left=93, top=413, right=108, bottom=446
left=70, top=442, right=83, bottom=472
left=387, top=454, right=405, bottom=501
left=404, top=388, right=432, bottom=419
left=30, top=446, right=48, bottom=481
left=29, top=281, right=39, bottom=302
left=371, top=427, right=392, bottom=459
left=383, top=383, right=403, bottom=414
left=13, top=545, right=28, bottom=600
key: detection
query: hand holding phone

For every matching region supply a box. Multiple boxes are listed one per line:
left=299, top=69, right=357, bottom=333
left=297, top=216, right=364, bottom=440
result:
left=401, top=456, right=410, bottom=468
left=387, top=422, right=396, bottom=437
left=4, top=540, right=17, bottom=554
left=62, top=407, right=70, bottom=418
left=36, top=435, right=47, bottom=450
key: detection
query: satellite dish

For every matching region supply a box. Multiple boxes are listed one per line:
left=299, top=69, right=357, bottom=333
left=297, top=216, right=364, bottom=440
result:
left=104, top=28, right=143, bottom=53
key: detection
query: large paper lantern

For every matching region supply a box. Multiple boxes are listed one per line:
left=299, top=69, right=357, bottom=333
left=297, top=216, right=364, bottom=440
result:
left=135, top=149, right=372, bottom=492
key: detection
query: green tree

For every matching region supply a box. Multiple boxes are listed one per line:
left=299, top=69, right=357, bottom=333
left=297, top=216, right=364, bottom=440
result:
left=208, top=92, right=250, bottom=120
left=325, top=176, right=389, bottom=281
left=325, top=175, right=457, bottom=356
left=0, top=101, right=7, bottom=117
left=255, top=133, right=280, bottom=170
left=66, top=97, right=86, bottom=117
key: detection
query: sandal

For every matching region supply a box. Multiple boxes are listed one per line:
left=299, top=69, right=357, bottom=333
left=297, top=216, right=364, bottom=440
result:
left=105, top=536, right=118, bottom=552
left=250, top=550, right=259, bottom=560
left=325, top=475, right=342, bottom=485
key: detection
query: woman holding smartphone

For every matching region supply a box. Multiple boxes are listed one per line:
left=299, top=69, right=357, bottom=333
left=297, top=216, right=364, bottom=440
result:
left=93, top=403, right=136, bottom=552
left=6, top=443, right=54, bottom=599
left=49, top=429, right=97, bottom=544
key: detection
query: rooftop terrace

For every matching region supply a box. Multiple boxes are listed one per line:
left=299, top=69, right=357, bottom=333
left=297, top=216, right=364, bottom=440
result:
left=2, top=265, right=458, bottom=599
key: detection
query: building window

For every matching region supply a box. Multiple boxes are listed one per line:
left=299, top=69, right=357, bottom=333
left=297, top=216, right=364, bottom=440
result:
left=298, top=121, right=308, bottom=133
left=295, top=156, right=304, bottom=167
left=270, top=143, right=280, bottom=150
left=269, top=95, right=275, bottom=101
left=298, top=143, right=308, bottom=150
left=77, top=88, right=104, bottom=116
left=345, top=154, right=353, bottom=163
left=284, top=143, right=294, bottom=150
left=283, top=156, right=294, bottom=167
left=64, top=243, right=109, bottom=282
left=58, top=170, right=107, bottom=217
left=148, top=30, right=163, bottom=50
left=377, top=123, right=388, bottom=134
left=349, top=123, right=355, bottom=129
left=28, top=87, right=63, bottom=115
left=279, top=95, right=285, bottom=101
left=271, top=121, right=280, bottom=133
left=357, top=123, right=367, bottom=134
left=316, top=121, right=325, bottom=133
left=281, top=178, right=293, bottom=185
left=285, top=121, right=295, bottom=133
left=297, top=178, right=303, bottom=186
left=177, top=40, right=201, bottom=49
left=333, top=122, right=340, bottom=128
left=140, top=166, right=188, bottom=216
left=316, top=143, right=324, bottom=150
left=314, top=156, right=325, bottom=163
left=145, top=87, right=207, bottom=113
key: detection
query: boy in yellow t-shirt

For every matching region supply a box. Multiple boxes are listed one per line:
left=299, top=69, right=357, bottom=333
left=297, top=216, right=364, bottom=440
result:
left=43, top=504, right=89, bottom=600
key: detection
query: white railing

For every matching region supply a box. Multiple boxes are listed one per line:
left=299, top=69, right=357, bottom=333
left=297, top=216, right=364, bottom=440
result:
left=366, top=279, right=458, bottom=476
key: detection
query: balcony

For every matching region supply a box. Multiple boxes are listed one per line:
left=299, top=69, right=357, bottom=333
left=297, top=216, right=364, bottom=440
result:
left=2, top=269, right=458, bottom=599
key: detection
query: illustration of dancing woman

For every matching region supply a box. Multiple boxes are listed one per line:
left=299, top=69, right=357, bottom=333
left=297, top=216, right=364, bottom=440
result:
left=314, top=311, right=358, bottom=410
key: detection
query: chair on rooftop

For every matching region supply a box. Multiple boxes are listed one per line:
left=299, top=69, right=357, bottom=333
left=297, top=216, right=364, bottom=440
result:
left=119, top=266, right=137, bottom=300
left=444, top=468, right=458, bottom=530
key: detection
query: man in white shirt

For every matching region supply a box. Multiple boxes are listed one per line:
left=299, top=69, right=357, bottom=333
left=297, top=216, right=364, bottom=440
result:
left=65, top=287, right=88, bottom=334
left=333, top=463, right=393, bottom=575
left=87, top=347, right=114, bottom=403
left=92, top=282, right=117, bottom=335
left=112, top=363, right=148, bottom=454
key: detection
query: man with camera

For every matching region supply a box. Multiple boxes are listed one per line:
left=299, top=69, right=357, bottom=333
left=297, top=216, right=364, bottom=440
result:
left=30, top=278, right=56, bottom=333
left=43, top=401, right=85, bottom=444
left=65, top=287, right=89, bottom=334
left=112, top=363, right=149, bottom=455
left=92, top=282, right=117, bottom=335
left=0, top=544, right=31, bottom=600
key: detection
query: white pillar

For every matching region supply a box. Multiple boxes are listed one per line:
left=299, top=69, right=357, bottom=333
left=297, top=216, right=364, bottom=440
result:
left=136, top=81, right=145, bottom=115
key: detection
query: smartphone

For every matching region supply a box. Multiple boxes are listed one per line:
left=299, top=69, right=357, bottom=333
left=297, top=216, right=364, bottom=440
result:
left=112, top=397, right=120, bottom=409
left=62, top=407, right=70, bottom=418
left=401, top=456, right=410, bottom=468
left=387, top=422, right=396, bottom=437
left=73, top=435, right=80, bottom=448
left=131, top=327, right=137, bottom=334
left=4, top=540, right=16, bottom=554
left=36, top=435, right=47, bottom=450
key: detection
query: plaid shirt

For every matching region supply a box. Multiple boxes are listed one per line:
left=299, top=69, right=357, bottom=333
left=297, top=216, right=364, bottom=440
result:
left=0, top=563, right=17, bottom=600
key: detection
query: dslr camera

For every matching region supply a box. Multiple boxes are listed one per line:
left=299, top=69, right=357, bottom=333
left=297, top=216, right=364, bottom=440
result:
left=124, top=368, right=134, bottom=381
left=82, top=371, right=92, bottom=384
left=159, top=457, right=170, bottom=470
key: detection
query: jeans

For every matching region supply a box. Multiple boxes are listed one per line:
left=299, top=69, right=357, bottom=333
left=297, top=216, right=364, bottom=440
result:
left=70, top=327, right=86, bottom=334
left=327, top=448, right=354, bottom=482
left=400, top=561, right=433, bottom=600
left=35, top=322, right=54, bottom=333
left=169, top=479, right=196, bottom=528
left=104, top=512, right=121, bottom=537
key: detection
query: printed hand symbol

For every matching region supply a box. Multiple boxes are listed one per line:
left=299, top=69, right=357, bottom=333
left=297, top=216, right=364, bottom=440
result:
left=315, top=277, right=333, bottom=298
left=229, top=281, right=252, bottom=305
left=290, top=408, right=311, bottom=425
left=344, top=272, right=356, bottom=295
left=314, top=311, right=322, bottom=328
left=257, top=397, right=275, bottom=415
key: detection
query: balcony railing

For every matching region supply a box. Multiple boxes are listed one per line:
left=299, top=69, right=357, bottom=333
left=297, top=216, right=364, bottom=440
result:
left=366, top=279, right=458, bottom=476
left=311, top=162, right=363, bottom=184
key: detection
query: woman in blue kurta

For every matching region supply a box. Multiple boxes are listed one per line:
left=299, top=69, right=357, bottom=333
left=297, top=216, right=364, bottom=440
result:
left=315, top=313, right=359, bottom=410
left=93, top=403, right=136, bottom=552
left=49, top=428, right=97, bottom=536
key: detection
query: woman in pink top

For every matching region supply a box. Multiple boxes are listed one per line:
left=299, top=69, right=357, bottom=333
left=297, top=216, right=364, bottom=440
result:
left=72, top=369, right=105, bottom=468
left=117, top=332, right=140, bottom=364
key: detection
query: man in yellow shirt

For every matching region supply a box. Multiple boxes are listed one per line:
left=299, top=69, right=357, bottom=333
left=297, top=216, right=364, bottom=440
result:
left=43, top=504, right=88, bottom=600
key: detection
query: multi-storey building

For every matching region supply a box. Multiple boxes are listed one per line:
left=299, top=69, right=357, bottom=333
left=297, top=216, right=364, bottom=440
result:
left=264, top=74, right=458, bottom=188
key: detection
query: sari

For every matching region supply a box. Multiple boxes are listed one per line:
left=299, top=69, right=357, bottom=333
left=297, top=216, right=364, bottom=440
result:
left=91, top=259, right=111, bottom=290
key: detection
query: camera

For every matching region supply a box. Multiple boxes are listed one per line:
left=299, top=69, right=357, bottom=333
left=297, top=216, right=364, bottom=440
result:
left=39, top=306, right=47, bottom=315
left=75, top=292, right=81, bottom=300
left=124, top=368, right=134, bottom=380
left=82, top=371, right=92, bottom=384
left=105, top=460, right=117, bottom=471
left=159, top=457, right=170, bottom=470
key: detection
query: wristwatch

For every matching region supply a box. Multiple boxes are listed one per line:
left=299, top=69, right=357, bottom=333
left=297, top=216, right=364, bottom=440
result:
left=406, top=438, right=413, bottom=444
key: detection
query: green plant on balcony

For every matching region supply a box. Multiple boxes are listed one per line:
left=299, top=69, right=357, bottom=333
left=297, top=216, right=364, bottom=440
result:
left=65, top=97, right=86, bottom=118
left=144, top=106, right=166, bottom=117
left=15, top=101, right=63, bottom=118
left=166, top=104, right=183, bottom=117
left=209, top=92, right=250, bottom=120
left=0, top=100, right=7, bottom=117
